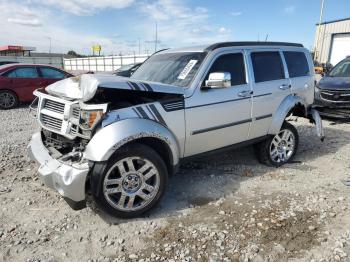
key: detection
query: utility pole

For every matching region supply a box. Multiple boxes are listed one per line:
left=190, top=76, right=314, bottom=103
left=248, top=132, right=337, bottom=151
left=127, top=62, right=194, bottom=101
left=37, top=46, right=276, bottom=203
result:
left=315, top=0, right=325, bottom=62
left=155, top=22, right=158, bottom=53
left=138, top=38, right=141, bottom=55
left=48, top=37, right=52, bottom=54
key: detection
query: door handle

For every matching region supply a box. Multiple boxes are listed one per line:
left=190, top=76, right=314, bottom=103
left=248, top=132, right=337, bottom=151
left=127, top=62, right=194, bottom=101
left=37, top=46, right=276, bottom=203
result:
left=238, top=90, right=253, bottom=97
left=279, top=84, right=291, bottom=90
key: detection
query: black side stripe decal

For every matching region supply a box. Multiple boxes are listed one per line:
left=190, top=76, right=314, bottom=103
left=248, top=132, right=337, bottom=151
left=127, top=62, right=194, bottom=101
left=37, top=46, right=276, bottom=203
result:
left=146, top=105, right=157, bottom=120
left=136, top=106, right=149, bottom=119
left=186, top=97, right=250, bottom=109
left=186, top=93, right=272, bottom=110
left=253, top=93, right=272, bottom=98
left=129, top=81, right=141, bottom=91
left=255, top=114, right=272, bottom=120
left=191, top=114, right=273, bottom=135
left=132, top=107, right=141, bottom=117
left=192, top=119, right=252, bottom=135
left=141, top=82, right=153, bottom=91
left=126, top=81, right=135, bottom=90
left=149, top=104, right=167, bottom=126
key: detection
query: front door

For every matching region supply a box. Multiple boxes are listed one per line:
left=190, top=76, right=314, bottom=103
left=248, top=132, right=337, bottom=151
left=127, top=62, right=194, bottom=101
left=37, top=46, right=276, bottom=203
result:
left=185, top=51, right=252, bottom=157
left=4, top=66, right=40, bottom=102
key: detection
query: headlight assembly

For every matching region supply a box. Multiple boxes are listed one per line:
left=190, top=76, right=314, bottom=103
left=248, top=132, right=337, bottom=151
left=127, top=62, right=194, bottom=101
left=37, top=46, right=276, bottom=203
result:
left=80, top=110, right=103, bottom=129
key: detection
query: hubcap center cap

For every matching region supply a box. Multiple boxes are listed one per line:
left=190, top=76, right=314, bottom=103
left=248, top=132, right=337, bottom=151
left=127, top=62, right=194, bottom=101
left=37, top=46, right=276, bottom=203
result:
left=278, top=141, right=287, bottom=152
left=122, top=174, right=141, bottom=193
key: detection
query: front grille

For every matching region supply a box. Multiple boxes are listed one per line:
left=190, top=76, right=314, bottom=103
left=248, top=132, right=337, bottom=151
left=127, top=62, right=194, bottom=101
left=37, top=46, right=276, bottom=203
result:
left=41, top=114, right=63, bottom=131
left=320, top=90, right=350, bottom=102
left=43, top=99, right=65, bottom=114
left=72, top=107, right=80, bottom=119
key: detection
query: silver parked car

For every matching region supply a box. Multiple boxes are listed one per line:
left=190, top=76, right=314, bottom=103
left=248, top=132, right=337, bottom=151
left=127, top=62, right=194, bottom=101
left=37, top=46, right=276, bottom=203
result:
left=28, top=42, right=324, bottom=218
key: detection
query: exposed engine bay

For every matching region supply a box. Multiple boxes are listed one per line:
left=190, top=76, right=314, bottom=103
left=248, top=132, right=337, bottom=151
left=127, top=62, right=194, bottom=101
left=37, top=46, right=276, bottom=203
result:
left=89, top=87, right=183, bottom=110
left=41, top=130, right=88, bottom=163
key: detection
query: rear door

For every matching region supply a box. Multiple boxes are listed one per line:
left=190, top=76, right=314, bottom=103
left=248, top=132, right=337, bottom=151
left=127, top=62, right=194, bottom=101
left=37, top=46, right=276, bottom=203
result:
left=3, top=66, right=40, bottom=102
left=37, top=67, right=68, bottom=88
left=247, top=50, right=291, bottom=139
left=282, top=50, right=314, bottom=105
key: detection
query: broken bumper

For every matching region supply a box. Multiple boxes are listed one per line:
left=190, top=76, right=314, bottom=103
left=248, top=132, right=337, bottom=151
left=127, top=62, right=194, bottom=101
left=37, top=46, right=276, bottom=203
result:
left=309, top=108, right=325, bottom=141
left=28, top=132, right=89, bottom=210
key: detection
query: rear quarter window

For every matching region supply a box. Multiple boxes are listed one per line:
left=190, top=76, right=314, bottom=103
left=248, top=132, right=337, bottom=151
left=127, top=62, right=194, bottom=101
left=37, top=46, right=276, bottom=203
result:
left=283, top=51, right=310, bottom=78
left=39, top=67, right=66, bottom=79
left=251, top=52, right=285, bottom=83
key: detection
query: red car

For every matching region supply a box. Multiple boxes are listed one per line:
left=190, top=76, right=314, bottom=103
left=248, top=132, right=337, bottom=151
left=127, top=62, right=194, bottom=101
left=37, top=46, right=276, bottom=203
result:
left=0, top=64, right=73, bottom=109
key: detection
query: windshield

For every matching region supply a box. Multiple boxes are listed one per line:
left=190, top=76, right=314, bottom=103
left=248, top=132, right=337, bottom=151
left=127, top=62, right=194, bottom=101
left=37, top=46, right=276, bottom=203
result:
left=329, top=59, right=350, bottom=77
left=130, top=52, right=206, bottom=87
left=117, top=64, right=136, bottom=72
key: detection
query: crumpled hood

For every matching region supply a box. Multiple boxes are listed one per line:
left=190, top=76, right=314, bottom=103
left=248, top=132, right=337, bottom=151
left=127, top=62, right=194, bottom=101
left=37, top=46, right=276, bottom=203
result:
left=45, top=74, right=185, bottom=102
left=318, top=76, right=350, bottom=91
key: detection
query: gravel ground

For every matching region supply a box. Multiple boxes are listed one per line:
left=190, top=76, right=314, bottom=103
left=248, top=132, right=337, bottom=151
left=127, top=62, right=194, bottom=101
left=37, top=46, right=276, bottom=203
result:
left=1, top=107, right=350, bottom=262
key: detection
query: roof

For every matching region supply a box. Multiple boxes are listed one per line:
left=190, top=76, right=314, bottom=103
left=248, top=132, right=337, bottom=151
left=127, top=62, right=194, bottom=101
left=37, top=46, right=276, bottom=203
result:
left=204, top=41, right=303, bottom=51
left=0, top=63, right=62, bottom=71
left=160, top=41, right=304, bottom=53
left=317, top=17, right=350, bottom=26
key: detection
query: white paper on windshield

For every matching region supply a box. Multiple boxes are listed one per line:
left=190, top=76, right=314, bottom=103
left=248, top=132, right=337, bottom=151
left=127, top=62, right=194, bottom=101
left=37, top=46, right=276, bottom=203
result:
left=177, top=60, right=198, bottom=80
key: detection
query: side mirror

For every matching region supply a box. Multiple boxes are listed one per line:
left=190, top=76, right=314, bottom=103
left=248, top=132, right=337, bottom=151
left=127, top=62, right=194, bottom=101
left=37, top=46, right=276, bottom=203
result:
left=204, top=72, right=231, bottom=89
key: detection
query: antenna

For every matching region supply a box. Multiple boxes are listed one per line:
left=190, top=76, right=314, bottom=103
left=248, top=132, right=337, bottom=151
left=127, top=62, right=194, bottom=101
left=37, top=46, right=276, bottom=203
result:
left=155, top=22, right=158, bottom=52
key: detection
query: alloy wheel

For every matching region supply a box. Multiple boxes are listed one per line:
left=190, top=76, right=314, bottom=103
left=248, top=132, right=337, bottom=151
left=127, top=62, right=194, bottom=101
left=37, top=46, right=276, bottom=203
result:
left=0, top=92, right=16, bottom=109
left=103, top=156, right=160, bottom=212
left=269, top=129, right=296, bottom=163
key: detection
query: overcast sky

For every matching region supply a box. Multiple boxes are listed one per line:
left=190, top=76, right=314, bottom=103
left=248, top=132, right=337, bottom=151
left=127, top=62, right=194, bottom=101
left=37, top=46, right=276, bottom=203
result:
left=0, top=0, right=349, bottom=55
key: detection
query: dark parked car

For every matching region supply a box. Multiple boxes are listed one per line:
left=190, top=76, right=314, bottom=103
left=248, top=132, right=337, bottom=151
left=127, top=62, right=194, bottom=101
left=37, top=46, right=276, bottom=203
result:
left=314, top=57, right=350, bottom=118
left=114, top=63, right=142, bottom=77
left=0, top=64, right=73, bottom=109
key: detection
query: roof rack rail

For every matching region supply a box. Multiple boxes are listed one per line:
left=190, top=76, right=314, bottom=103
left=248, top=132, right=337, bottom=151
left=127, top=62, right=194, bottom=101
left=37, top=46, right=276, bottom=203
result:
left=205, top=41, right=303, bottom=51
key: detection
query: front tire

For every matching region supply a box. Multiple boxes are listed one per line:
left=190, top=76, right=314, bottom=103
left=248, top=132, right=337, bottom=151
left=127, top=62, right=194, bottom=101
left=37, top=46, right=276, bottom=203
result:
left=255, top=122, right=299, bottom=167
left=91, top=144, right=168, bottom=218
left=0, top=90, right=19, bottom=109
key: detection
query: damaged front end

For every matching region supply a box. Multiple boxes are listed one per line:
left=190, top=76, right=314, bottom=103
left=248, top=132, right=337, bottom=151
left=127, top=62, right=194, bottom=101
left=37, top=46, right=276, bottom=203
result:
left=28, top=132, right=89, bottom=210
left=28, top=74, right=184, bottom=210
left=28, top=89, right=108, bottom=209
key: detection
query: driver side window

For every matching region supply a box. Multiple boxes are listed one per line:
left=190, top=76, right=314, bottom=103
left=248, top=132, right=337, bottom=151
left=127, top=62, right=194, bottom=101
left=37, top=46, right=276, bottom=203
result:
left=205, top=53, right=247, bottom=86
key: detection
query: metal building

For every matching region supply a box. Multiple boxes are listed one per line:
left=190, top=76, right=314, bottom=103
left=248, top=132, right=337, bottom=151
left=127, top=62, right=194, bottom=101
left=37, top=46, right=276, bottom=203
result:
left=314, top=17, right=350, bottom=65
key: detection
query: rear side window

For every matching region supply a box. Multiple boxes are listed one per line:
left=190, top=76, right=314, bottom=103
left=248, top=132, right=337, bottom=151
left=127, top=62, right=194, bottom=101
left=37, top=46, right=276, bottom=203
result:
left=251, top=52, right=285, bottom=82
left=5, top=67, right=39, bottom=78
left=207, top=53, right=246, bottom=86
left=40, top=67, right=66, bottom=79
left=283, top=51, right=310, bottom=77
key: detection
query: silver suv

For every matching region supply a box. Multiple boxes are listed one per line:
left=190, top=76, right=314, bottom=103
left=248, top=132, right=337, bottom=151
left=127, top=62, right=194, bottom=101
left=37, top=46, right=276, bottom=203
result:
left=28, top=42, right=324, bottom=218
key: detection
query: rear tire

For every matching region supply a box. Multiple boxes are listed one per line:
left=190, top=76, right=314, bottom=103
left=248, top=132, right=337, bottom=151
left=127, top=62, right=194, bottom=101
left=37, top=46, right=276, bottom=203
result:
left=255, top=122, right=299, bottom=167
left=91, top=143, right=168, bottom=218
left=0, top=90, right=18, bottom=109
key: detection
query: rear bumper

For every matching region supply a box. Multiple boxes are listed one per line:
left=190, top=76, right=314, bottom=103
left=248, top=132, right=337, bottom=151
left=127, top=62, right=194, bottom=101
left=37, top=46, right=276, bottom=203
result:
left=309, top=108, right=325, bottom=141
left=28, top=132, right=89, bottom=210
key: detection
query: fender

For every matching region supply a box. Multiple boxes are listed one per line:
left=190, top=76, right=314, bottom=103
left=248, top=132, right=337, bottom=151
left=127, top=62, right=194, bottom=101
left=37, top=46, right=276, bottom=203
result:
left=84, top=118, right=181, bottom=167
left=268, top=95, right=307, bottom=135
